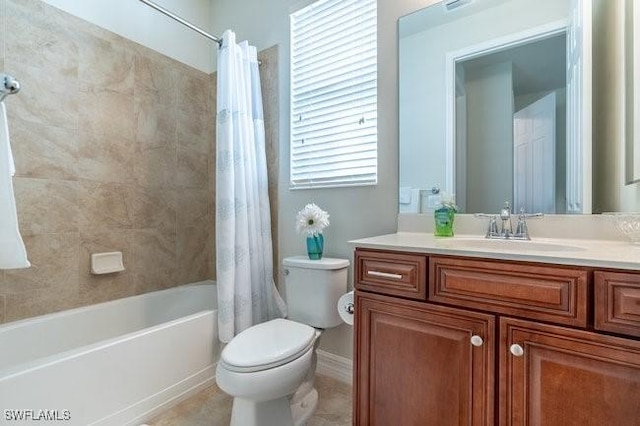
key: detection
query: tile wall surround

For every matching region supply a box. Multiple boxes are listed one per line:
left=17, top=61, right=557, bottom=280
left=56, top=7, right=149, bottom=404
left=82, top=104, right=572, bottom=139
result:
left=0, top=0, right=280, bottom=324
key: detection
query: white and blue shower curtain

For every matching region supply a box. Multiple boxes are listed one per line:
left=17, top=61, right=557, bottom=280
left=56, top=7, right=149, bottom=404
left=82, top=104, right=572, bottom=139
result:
left=216, top=30, right=286, bottom=343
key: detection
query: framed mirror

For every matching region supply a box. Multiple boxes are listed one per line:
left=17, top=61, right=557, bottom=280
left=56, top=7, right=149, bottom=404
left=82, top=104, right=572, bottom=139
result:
left=398, top=0, right=592, bottom=214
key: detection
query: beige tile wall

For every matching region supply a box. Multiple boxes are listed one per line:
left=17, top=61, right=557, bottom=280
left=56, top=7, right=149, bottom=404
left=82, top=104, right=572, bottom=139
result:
left=0, top=0, right=218, bottom=323
left=0, top=0, right=281, bottom=325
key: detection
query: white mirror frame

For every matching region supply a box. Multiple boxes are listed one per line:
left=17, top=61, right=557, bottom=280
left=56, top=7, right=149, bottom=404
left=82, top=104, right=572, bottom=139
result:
left=626, top=0, right=640, bottom=185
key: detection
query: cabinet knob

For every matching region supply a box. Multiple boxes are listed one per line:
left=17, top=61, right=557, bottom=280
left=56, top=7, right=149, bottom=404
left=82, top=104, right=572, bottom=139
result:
left=470, top=335, right=484, bottom=347
left=510, top=343, right=524, bottom=357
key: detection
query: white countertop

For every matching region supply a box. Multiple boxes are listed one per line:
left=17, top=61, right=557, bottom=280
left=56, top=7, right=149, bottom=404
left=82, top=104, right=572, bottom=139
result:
left=350, top=232, right=640, bottom=271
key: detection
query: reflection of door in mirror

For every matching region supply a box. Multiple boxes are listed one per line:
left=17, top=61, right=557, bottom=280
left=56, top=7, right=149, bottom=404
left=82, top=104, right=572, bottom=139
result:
left=513, top=92, right=557, bottom=213
left=452, top=30, right=568, bottom=215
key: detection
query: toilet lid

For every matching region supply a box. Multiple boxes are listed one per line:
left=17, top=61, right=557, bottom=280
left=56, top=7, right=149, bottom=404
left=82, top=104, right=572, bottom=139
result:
left=221, top=318, right=317, bottom=373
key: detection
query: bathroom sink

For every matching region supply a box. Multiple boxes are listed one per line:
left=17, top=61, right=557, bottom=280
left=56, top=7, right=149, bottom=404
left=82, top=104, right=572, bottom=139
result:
left=435, top=238, right=586, bottom=252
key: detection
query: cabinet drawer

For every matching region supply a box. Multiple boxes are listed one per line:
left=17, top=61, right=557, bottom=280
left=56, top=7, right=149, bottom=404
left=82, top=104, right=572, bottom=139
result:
left=430, top=256, right=588, bottom=327
left=595, top=271, right=640, bottom=338
left=355, top=249, right=427, bottom=300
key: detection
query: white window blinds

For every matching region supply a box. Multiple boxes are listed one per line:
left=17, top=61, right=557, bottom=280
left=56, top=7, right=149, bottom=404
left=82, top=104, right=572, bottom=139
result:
left=290, top=0, right=377, bottom=189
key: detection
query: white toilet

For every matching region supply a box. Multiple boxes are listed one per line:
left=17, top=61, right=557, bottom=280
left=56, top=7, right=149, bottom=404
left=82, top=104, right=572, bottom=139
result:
left=215, top=256, right=350, bottom=426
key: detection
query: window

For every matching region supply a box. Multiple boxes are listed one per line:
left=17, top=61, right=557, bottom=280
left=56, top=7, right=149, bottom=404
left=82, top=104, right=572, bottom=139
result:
left=290, top=0, right=377, bottom=189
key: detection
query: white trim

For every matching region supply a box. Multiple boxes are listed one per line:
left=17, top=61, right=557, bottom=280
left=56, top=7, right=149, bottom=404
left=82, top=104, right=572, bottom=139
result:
left=580, top=0, right=592, bottom=212
left=444, top=19, right=568, bottom=197
left=316, top=349, right=353, bottom=386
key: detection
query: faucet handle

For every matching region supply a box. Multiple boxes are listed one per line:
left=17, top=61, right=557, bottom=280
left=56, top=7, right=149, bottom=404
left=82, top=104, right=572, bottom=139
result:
left=515, top=216, right=529, bottom=237
left=514, top=208, right=544, bottom=239
left=474, top=213, right=499, bottom=237
left=488, top=215, right=499, bottom=236
left=517, top=207, right=544, bottom=219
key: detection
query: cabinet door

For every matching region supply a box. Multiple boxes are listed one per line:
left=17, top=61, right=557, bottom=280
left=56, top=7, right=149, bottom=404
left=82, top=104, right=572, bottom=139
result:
left=354, top=291, right=495, bottom=426
left=500, top=318, right=640, bottom=426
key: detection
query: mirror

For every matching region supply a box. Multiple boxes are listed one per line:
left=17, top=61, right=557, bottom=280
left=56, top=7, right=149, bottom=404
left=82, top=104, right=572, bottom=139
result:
left=398, top=0, right=592, bottom=214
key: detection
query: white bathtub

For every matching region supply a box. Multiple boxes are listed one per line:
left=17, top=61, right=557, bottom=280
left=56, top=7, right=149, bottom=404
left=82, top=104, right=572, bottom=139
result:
left=0, top=282, right=218, bottom=426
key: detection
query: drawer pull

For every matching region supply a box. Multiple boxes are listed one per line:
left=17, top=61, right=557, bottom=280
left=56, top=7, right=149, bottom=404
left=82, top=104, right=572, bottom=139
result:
left=470, top=335, right=484, bottom=347
left=368, top=271, right=403, bottom=280
left=510, top=344, right=524, bottom=357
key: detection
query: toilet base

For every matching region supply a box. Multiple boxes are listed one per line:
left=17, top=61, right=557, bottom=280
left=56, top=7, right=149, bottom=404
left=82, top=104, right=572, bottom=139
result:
left=228, top=387, right=318, bottom=426
left=291, top=388, right=318, bottom=426
left=230, top=395, right=293, bottom=426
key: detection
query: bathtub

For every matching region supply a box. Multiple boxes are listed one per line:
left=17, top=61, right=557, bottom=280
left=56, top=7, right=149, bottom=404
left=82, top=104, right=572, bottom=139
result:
left=0, top=282, right=218, bottom=426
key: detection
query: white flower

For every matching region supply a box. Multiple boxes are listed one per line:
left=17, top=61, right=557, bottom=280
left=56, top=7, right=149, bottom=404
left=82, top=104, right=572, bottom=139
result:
left=439, top=192, right=458, bottom=211
left=296, top=203, right=330, bottom=237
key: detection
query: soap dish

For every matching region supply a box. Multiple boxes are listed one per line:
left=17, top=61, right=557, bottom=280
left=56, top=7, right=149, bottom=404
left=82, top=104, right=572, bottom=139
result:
left=91, top=252, right=125, bottom=275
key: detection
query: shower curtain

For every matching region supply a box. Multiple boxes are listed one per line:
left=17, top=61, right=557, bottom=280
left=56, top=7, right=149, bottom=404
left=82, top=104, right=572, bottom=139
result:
left=216, top=30, right=286, bottom=343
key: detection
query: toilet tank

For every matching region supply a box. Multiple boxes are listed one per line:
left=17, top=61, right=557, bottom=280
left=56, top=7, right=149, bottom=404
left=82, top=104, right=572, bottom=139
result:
left=282, top=256, right=349, bottom=328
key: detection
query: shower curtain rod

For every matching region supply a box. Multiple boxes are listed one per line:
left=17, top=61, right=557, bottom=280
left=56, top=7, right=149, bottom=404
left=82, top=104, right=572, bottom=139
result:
left=138, top=0, right=223, bottom=46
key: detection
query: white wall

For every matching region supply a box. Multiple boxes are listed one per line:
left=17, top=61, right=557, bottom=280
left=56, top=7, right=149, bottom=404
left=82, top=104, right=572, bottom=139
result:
left=399, top=30, right=446, bottom=193
left=41, top=0, right=215, bottom=72
left=465, top=61, right=514, bottom=213
left=209, top=0, right=429, bottom=359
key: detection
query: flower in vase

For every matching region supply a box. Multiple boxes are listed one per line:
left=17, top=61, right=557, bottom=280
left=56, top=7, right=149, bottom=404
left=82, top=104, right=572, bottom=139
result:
left=295, top=203, right=330, bottom=237
left=439, top=192, right=458, bottom=212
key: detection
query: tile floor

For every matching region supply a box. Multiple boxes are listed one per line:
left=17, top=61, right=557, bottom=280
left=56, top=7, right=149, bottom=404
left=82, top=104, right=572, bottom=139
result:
left=148, top=374, right=352, bottom=426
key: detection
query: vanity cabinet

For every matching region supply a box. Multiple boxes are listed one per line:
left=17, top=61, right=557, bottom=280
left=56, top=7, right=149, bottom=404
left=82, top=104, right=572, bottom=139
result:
left=354, top=249, right=427, bottom=300
left=353, top=248, right=640, bottom=426
left=500, top=318, right=640, bottom=426
left=354, top=291, right=495, bottom=426
left=429, top=256, right=588, bottom=327
left=594, top=271, right=640, bottom=338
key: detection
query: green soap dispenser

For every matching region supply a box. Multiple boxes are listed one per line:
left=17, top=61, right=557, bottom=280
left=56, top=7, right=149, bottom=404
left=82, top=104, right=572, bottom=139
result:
left=434, top=193, right=457, bottom=237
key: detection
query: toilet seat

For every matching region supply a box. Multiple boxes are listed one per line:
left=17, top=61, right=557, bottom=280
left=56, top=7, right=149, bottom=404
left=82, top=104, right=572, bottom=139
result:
left=220, top=318, right=316, bottom=373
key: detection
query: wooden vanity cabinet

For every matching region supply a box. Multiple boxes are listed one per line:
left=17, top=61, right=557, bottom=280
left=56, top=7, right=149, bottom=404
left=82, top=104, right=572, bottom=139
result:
left=500, top=317, right=640, bottom=426
left=354, top=291, right=495, bottom=426
left=594, top=271, right=640, bottom=338
left=354, top=248, right=640, bottom=426
left=354, top=249, right=427, bottom=300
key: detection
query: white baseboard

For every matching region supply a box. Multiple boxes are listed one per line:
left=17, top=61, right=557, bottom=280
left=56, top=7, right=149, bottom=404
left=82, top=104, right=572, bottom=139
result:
left=316, top=349, right=353, bottom=386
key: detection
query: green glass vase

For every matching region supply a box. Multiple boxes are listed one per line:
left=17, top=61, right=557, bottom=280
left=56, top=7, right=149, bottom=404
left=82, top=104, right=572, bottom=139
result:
left=434, top=206, right=455, bottom=237
left=306, top=234, right=324, bottom=259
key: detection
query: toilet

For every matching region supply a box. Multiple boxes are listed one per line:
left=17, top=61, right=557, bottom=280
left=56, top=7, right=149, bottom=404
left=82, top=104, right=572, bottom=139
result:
left=215, top=256, right=350, bottom=426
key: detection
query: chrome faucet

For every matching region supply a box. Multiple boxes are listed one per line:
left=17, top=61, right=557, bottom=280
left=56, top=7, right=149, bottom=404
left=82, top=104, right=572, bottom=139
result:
left=475, top=202, right=543, bottom=240
left=499, top=201, right=513, bottom=237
